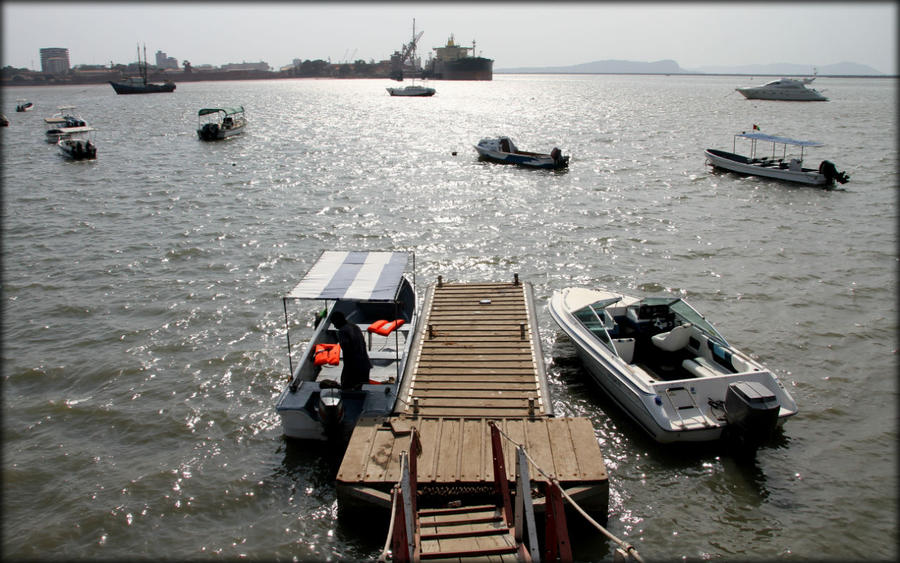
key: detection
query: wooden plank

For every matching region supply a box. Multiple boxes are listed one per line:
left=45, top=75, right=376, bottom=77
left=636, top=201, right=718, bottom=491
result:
left=435, top=418, right=462, bottom=482
left=460, top=419, right=485, bottom=481
left=416, top=417, right=442, bottom=482
left=566, top=417, right=608, bottom=481
left=546, top=417, right=581, bottom=481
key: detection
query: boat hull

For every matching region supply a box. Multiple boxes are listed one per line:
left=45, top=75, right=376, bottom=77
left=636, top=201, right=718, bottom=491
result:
left=198, top=123, right=245, bottom=140
left=386, top=86, right=435, bottom=97
left=58, top=138, right=97, bottom=160
left=736, top=87, right=827, bottom=101
left=426, top=57, right=493, bottom=81
left=705, top=149, right=829, bottom=185
left=474, top=145, right=569, bottom=170
left=109, top=81, right=176, bottom=94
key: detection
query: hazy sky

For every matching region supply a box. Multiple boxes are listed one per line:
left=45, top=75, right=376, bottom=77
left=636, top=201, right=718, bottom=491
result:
left=2, top=2, right=896, bottom=74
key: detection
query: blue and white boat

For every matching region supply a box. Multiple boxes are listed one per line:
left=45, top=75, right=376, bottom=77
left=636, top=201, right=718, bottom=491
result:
left=475, top=136, right=569, bottom=169
left=705, top=132, right=849, bottom=185
left=549, top=287, right=798, bottom=445
left=275, top=251, right=418, bottom=441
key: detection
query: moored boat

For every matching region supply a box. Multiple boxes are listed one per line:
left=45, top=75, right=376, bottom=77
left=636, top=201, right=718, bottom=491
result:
left=275, top=251, right=418, bottom=441
left=57, top=127, right=97, bottom=160
left=197, top=106, right=247, bottom=140
left=424, top=34, right=493, bottom=80
left=549, top=287, right=798, bottom=446
left=109, top=44, right=176, bottom=94
left=735, top=77, right=827, bottom=101
left=475, top=136, right=569, bottom=169
left=705, top=131, right=849, bottom=185
left=44, top=106, right=88, bottom=143
left=386, top=83, right=436, bottom=97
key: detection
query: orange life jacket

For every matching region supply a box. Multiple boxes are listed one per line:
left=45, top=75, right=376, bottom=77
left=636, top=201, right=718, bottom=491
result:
left=314, top=343, right=340, bottom=366
left=367, top=319, right=405, bottom=336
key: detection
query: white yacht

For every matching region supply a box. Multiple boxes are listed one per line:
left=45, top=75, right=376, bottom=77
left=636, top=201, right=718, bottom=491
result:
left=736, top=77, right=828, bottom=101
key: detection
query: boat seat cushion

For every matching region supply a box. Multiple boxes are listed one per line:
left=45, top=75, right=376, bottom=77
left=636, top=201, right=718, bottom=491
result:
left=651, top=323, right=693, bottom=352
left=682, top=356, right=728, bottom=378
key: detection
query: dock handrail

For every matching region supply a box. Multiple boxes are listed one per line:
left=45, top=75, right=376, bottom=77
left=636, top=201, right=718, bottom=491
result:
left=492, top=424, right=646, bottom=563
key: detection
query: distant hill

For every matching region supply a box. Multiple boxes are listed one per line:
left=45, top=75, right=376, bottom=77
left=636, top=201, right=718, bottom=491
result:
left=496, top=59, right=887, bottom=76
left=688, top=61, right=885, bottom=76
left=497, top=59, right=686, bottom=74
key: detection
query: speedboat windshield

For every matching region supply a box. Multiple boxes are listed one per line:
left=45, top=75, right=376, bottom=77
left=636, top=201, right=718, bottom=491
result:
left=668, top=299, right=728, bottom=344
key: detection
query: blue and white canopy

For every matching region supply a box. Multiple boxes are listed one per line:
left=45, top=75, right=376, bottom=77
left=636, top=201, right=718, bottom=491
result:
left=286, top=251, right=410, bottom=301
left=736, top=132, right=824, bottom=147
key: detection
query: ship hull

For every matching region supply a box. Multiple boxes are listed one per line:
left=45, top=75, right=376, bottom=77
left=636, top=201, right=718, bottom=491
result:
left=427, top=57, right=493, bottom=81
left=109, top=81, right=176, bottom=94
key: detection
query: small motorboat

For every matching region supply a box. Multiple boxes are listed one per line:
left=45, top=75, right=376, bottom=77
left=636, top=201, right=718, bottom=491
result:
left=549, top=287, right=798, bottom=445
left=705, top=131, right=849, bottom=185
left=197, top=106, right=247, bottom=140
left=386, top=83, right=436, bottom=97
left=474, top=136, right=569, bottom=170
left=44, top=106, right=88, bottom=143
left=735, top=77, right=827, bottom=101
left=16, top=100, right=34, bottom=112
left=275, top=251, right=418, bottom=441
left=0, top=114, right=8, bottom=127
left=57, top=127, right=97, bottom=160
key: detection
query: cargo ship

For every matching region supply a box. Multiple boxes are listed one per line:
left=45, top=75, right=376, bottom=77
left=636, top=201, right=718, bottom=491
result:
left=424, top=34, right=493, bottom=81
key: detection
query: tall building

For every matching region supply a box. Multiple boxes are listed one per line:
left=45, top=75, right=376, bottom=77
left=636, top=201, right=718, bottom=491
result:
left=155, top=50, right=178, bottom=70
left=40, top=47, right=70, bottom=74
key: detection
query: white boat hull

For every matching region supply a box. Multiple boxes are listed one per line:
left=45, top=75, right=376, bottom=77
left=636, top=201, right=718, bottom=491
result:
left=549, top=288, right=798, bottom=444
left=705, top=149, right=828, bottom=185
left=386, top=84, right=435, bottom=97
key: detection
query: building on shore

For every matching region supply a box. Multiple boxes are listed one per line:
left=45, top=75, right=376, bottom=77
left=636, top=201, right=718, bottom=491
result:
left=40, top=47, right=70, bottom=75
left=155, top=50, right=179, bottom=70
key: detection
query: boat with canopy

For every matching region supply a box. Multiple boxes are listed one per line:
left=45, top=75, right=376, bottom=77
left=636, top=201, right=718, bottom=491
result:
left=705, top=132, right=849, bottom=185
left=275, top=251, right=418, bottom=441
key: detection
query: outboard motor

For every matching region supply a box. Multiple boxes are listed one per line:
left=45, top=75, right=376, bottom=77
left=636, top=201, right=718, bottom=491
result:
left=316, top=387, right=345, bottom=435
left=724, top=381, right=780, bottom=447
left=819, top=160, right=850, bottom=184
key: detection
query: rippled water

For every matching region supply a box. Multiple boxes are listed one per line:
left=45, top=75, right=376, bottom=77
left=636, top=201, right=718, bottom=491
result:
left=2, top=75, right=896, bottom=561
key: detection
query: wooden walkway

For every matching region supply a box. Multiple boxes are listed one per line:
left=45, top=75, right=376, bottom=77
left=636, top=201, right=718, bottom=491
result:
left=335, top=278, right=609, bottom=545
left=395, top=279, right=552, bottom=419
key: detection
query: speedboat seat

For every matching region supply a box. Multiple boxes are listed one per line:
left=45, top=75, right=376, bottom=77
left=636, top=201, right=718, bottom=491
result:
left=651, top=323, right=693, bottom=352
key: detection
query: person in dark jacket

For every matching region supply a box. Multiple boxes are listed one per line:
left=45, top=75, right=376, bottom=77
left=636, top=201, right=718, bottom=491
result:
left=331, top=311, right=371, bottom=390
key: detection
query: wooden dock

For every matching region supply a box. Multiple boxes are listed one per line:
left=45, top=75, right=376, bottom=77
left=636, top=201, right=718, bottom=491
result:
left=335, top=278, right=609, bottom=553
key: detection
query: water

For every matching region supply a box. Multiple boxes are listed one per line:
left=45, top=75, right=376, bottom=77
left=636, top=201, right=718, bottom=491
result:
left=2, top=75, right=896, bottom=561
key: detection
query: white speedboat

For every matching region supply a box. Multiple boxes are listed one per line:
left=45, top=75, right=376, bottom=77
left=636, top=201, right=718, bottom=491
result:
left=275, top=251, right=418, bottom=441
left=549, top=287, right=798, bottom=445
left=474, top=136, right=569, bottom=170
left=386, top=83, right=436, bottom=97
left=57, top=127, right=97, bottom=160
left=735, top=77, right=827, bottom=101
left=705, top=132, right=849, bottom=185
left=197, top=106, right=246, bottom=140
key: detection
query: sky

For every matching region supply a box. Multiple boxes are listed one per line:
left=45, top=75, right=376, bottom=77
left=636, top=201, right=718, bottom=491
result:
left=2, top=2, right=896, bottom=74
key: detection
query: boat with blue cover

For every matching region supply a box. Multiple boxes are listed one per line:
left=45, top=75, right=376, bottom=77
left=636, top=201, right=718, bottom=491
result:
left=275, top=251, right=418, bottom=441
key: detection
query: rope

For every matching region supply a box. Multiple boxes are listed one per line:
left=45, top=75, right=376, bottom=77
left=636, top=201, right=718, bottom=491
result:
left=377, top=485, right=399, bottom=562
left=492, top=424, right=645, bottom=563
